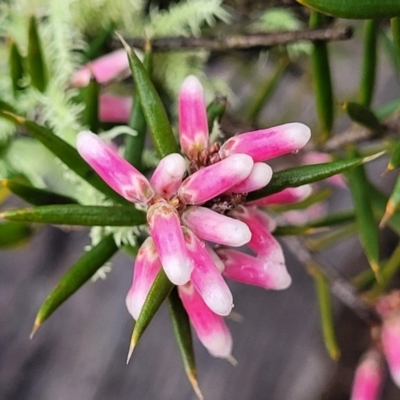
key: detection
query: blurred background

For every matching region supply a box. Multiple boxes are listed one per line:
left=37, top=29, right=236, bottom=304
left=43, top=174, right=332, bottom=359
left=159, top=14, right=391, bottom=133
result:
left=1, top=0, right=400, bottom=399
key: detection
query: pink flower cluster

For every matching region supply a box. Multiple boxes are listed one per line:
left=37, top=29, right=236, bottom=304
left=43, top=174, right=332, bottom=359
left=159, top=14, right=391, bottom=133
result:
left=76, top=75, right=311, bottom=358
left=350, top=291, right=400, bottom=400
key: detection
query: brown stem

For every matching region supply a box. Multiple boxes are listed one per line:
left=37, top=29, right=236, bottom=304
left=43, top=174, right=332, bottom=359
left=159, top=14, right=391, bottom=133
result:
left=282, top=236, right=380, bottom=324
left=112, top=26, right=353, bottom=52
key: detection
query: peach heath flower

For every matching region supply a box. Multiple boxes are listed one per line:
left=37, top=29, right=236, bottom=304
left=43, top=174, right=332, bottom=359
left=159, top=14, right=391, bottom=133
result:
left=76, top=75, right=311, bottom=358
left=99, top=94, right=132, bottom=123
left=71, top=49, right=130, bottom=87
left=376, top=290, right=400, bottom=388
left=350, top=349, right=383, bottom=400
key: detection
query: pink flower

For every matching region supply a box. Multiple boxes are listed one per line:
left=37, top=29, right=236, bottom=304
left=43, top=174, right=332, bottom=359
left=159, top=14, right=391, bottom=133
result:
left=76, top=74, right=311, bottom=358
left=71, top=49, right=130, bottom=87
left=99, top=94, right=132, bottom=123
left=376, top=291, right=400, bottom=387
left=178, top=282, right=233, bottom=359
left=125, top=237, right=161, bottom=320
left=350, top=349, right=383, bottom=400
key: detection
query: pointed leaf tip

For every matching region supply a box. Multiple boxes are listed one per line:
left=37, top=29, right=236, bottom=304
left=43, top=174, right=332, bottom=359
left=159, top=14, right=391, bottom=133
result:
left=115, top=32, right=130, bottom=51
left=126, top=340, right=135, bottom=364
left=30, top=319, right=40, bottom=339
left=380, top=200, right=395, bottom=228
left=188, top=374, right=204, bottom=400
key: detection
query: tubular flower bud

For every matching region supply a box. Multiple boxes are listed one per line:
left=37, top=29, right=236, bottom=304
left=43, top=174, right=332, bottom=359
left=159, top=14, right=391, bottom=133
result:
left=183, top=227, right=233, bottom=316
left=204, top=244, right=225, bottom=272
left=179, top=75, right=209, bottom=158
left=376, top=291, right=400, bottom=387
left=99, top=94, right=132, bottom=123
left=350, top=350, right=383, bottom=400
left=178, top=154, right=253, bottom=205
left=178, top=282, right=233, bottom=359
left=219, top=122, right=311, bottom=162
left=247, top=185, right=313, bottom=206
left=217, top=248, right=291, bottom=290
left=150, top=153, right=187, bottom=199
left=147, top=202, right=193, bottom=285
left=229, top=162, right=273, bottom=193
left=125, top=237, right=161, bottom=320
left=76, top=131, right=154, bottom=204
left=229, top=206, right=284, bottom=263
left=182, top=206, right=251, bottom=247
left=71, top=49, right=130, bottom=87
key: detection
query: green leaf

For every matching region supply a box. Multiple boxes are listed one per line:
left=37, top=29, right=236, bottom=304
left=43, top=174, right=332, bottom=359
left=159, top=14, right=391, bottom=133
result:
left=207, top=96, right=227, bottom=132
left=375, top=96, right=400, bottom=119
left=0, top=98, right=17, bottom=114
left=0, top=112, right=129, bottom=205
left=309, top=264, right=340, bottom=360
left=27, top=15, right=48, bottom=92
left=359, top=20, right=379, bottom=108
left=247, top=155, right=382, bottom=201
left=127, top=269, right=174, bottom=361
left=1, top=179, right=78, bottom=205
left=392, top=18, right=400, bottom=78
left=124, top=49, right=152, bottom=170
left=81, top=78, right=100, bottom=133
left=297, top=0, right=400, bottom=19
left=119, top=36, right=179, bottom=158
left=9, top=40, right=25, bottom=95
left=385, top=140, right=400, bottom=172
left=0, top=221, right=32, bottom=248
left=244, top=57, right=289, bottom=122
left=343, top=102, right=383, bottom=132
left=309, top=11, right=334, bottom=141
left=370, top=242, right=400, bottom=296
left=0, top=205, right=146, bottom=226
left=346, top=150, right=380, bottom=278
left=168, top=288, right=203, bottom=400
left=85, top=23, right=115, bottom=60
left=274, top=210, right=354, bottom=236
left=31, top=234, right=118, bottom=336
left=305, top=223, right=357, bottom=251
left=380, top=172, right=400, bottom=227
left=369, top=183, right=400, bottom=236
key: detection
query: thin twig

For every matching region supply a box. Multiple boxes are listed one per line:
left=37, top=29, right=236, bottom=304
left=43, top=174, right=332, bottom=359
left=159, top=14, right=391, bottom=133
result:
left=112, top=26, right=353, bottom=53
left=282, top=236, right=380, bottom=324
left=310, top=112, right=400, bottom=152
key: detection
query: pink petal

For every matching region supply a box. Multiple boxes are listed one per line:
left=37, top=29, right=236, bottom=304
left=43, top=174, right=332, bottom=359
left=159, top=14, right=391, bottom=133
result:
left=204, top=243, right=225, bottom=272
left=248, top=185, right=313, bottom=206
left=71, top=49, right=130, bottom=87
left=76, top=131, right=154, bottom=204
left=381, top=315, right=400, bottom=387
left=217, top=248, right=291, bottom=290
left=150, top=153, right=187, bottom=199
left=179, top=75, right=209, bottom=159
left=219, top=123, right=311, bottom=162
left=98, top=94, right=132, bottom=123
left=125, top=237, right=161, bottom=320
left=350, top=350, right=383, bottom=400
left=178, top=282, right=233, bottom=358
left=229, top=162, right=273, bottom=193
left=182, top=206, right=251, bottom=247
left=179, top=154, right=253, bottom=205
left=147, top=202, right=193, bottom=285
left=229, top=206, right=284, bottom=263
left=183, top=227, right=233, bottom=316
